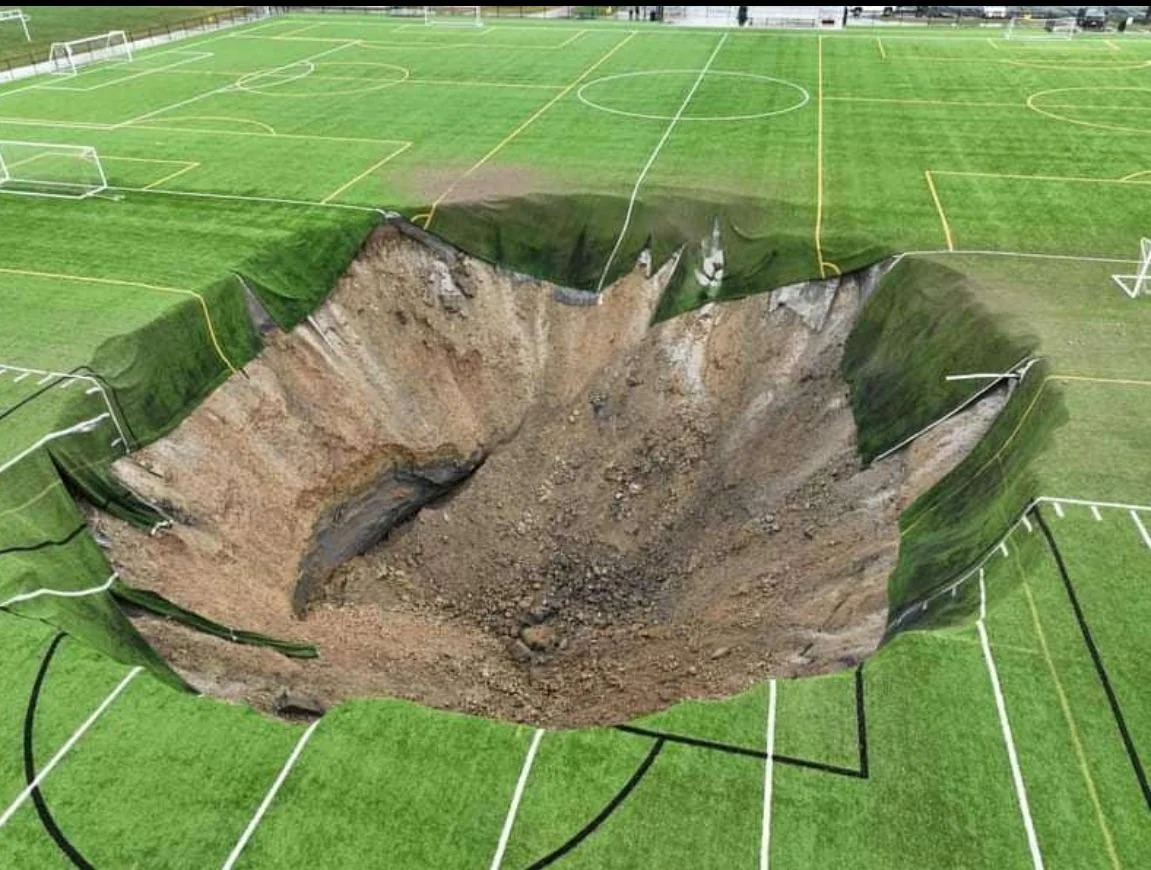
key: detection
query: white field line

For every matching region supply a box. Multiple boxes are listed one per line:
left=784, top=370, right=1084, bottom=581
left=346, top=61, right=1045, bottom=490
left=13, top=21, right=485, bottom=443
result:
left=490, top=728, right=545, bottom=870
left=595, top=33, right=728, bottom=294
left=0, top=666, right=141, bottom=828
left=107, top=185, right=377, bottom=213
left=0, top=413, right=109, bottom=477
left=759, top=679, right=778, bottom=870
left=1037, top=495, right=1151, bottom=513
left=892, top=248, right=1143, bottom=267
left=115, top=40, right=358, bottom=128
left=38, top=51, right=215, bottom=94
left=0, top=572, right=117, bottom=610
left=999, top=542, right=1010, bottom=558
left=1130, top=510, right=1151, bottom=550
left=0, top=362, right=130, bottom=449
left=1022, top=515, right=1033, bottom=533
left=978, top=611, right=1044, bottom=869
left=222, top=719, right=322, bottom=870
left=873, top=353, right=1034, bottom=463
left=1053, top=501, right=1065, bottom=518
left=894, top=493, right=1151, bottom=628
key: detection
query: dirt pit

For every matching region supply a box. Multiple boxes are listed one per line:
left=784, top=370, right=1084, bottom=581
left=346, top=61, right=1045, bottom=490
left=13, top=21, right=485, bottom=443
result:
left=97, top=225, right=1004, bottom=727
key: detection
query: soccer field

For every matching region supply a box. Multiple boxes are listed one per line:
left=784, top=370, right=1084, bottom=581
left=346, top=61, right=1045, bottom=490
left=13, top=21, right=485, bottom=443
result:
left=1, top=11, right=1151, bottom=868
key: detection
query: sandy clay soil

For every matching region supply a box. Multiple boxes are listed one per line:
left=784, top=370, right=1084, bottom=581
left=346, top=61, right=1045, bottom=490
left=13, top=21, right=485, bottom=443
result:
left=96, top=225, right=1004, bottom=726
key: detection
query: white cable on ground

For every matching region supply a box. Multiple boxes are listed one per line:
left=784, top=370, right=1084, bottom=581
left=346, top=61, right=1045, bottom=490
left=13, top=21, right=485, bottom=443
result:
left=595, top=33, right=728, bottom=294
left=490, top=728, right=545, bottom=870
left=0, top=666, right=141, bottom=828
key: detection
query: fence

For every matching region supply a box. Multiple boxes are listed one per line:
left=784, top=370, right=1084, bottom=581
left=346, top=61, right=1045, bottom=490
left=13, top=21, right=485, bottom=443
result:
left=0, top=6, right=276, bottom=83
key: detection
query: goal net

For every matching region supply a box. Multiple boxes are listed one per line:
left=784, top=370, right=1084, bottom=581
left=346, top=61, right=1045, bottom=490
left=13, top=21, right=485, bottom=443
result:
left=0, top=9, right=31, bottom=42
left=0, top=140, right=108, bottom=199
left=424, top=6, right=482, bottom=27
left=48, top=30, right=132, bottom=76
left=1113, top=239, right=1151, bottom=298
left=1004, top=16, right=1077, bottom=39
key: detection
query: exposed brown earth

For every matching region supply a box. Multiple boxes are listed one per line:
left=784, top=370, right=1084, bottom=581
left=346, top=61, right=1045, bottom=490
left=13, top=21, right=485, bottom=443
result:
left=96, top=226, right=1004, bottom=727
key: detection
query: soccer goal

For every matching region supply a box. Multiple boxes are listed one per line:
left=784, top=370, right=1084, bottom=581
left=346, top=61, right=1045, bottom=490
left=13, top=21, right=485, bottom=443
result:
left=423, top=6, right=482, bottom=27
left=0, top=9, right=31, bottom=42
left=1004, top=16, right=1077, bottom=39
left=1112, top=239, right=1151, bottom=298
left=48, top=30, right=132, bottom=76
left=0, top=140, right=108, bottom=199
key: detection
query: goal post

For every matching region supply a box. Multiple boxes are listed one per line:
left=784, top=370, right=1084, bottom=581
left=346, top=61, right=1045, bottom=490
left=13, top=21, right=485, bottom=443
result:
left=0, top=140, right=108, bottom=199
left=0, top=9, right=31, bottom=42
left=48, top=30, right=132, bottom=76
left=1112, top=239, right=1151, bottom=299
left=1004, top=16, right=1077, bottom=39
left=423, top=6, right=482, bottom=27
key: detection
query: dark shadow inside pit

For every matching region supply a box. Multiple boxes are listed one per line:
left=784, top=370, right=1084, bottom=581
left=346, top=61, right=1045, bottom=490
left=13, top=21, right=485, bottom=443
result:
left=100, top=228, right=1006, bottom=727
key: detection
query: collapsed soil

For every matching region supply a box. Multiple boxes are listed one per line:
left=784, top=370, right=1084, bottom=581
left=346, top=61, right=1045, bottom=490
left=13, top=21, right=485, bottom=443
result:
left=97, top=226, right=1005, bottom=727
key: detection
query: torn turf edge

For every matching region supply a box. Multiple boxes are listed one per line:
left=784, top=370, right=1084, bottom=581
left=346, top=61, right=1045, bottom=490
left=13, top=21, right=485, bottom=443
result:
left=616, top=665, right=869, bottom=780
left=112, top=582, right=318, bottom=659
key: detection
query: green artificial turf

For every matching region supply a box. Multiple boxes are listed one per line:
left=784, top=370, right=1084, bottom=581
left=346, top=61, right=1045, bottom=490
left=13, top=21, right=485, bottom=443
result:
left=1, top=12, right=1151, bottom=870
left=0, top=6, right=237, bottom=68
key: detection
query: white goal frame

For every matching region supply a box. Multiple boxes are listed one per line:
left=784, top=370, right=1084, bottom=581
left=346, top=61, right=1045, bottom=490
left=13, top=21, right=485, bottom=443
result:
left=48, top=30, right=132, bottom=76
left=423, top=6, right=482, bottom=27
left=1004, top=16, right=1077, bottom=39
left=0, top=140, right=109, bottom=199
left=0, top=9, right=31, bottom=42
left=1113, top=239, right=1151, bottom=298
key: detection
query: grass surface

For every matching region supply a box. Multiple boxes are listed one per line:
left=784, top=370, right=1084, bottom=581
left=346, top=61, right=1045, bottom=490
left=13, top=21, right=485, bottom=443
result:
left=1, top=11, right=1151, bottom=869
left=0, top=6, right=236, bottom=68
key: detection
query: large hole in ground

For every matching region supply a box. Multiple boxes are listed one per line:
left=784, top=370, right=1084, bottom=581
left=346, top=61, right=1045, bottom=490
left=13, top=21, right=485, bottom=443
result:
left=98, top=225, right=1005, bottom=727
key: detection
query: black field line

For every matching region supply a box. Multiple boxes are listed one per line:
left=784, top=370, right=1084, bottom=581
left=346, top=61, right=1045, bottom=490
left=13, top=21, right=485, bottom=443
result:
left=616, top=665, right=870, bottom=780
left=23, top=634, right=96, bottom=870
left=0, top=523, right=86, bottom=558
left=1033, top=506, right=1151, bottom=810
left=523, top=738, right=665, bottom=870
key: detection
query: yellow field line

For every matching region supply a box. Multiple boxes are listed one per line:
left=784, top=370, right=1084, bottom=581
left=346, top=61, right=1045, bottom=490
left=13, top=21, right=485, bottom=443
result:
left=934, top=169, right=1151, bottom=187
left=557, top=29, right=588, bottom=48
left=924, top=170, right=955, bottom=251
left=903, top=372, right=1151, bottom=537
left=142, top=161, right=200, bottom=191
left=321, top=142, right=411, bottom=204
left=423, top=31, right=637, bottom=229
left=1105, top=39, right=1120, bottom=51
left=1019, top=582, right=1121, bottom=870
left=279, top=22, right=325, bottom=38
left=146, top=114, right=278, bottom=134
left=0, top=267, right=238, bottom=374
left=1120, top=169, right=1151, bottom=181
left=876, top=37, right=886, bottom=60
left=1052, top=374, right=1151, bottom=387
left=826, top=95, right=1022, bottom=109
left=815, top=35, right=827, bottom=278
left=128, top=119, right=405, bottom=147
left=405, top=78, right=565, bottom=90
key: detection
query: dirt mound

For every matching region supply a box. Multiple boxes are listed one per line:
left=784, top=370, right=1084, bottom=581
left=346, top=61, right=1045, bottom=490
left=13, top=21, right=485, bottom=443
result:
left=97, top=226, right=1004, bottom=726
